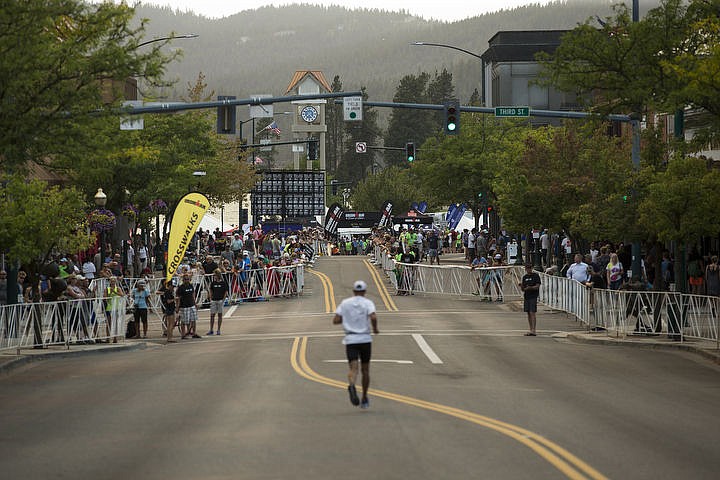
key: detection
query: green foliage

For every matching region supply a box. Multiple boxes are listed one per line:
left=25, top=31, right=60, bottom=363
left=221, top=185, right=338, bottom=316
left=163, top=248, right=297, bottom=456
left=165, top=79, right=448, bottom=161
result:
left=412, top=113, right=527, bottom=226
left=351, top=166, right=427, bottom=212
left=493, top=121, right=634, bottom=241
left=384, top=70, right=455, bottom=167
left=0, top=0, right=177, bottom=170
left=638, top=155, right=720, bottom=242
left=0, top=176, right=92, bottom=265
left=57, top=74, right=256, bottom=219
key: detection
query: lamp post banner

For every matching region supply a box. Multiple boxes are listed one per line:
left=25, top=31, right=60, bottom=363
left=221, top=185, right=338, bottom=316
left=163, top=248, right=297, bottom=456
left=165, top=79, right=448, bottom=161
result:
left=324, top=203, right=344, bottom=236
left=166, top=192, right=210, bottom=284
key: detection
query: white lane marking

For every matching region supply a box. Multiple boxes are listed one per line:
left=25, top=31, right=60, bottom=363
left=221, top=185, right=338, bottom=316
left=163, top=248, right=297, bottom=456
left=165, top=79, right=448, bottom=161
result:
left=323, top=359, right=414, bottom=364
left=224, top=305, right=238, bottom=317
left=412, top=333, right=444, bottom=364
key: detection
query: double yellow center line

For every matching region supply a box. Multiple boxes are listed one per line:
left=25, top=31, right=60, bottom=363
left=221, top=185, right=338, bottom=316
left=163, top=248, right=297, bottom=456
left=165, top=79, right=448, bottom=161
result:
left=309, top=260, right=397, bottom=313
left=291, top=337, right=606, bottom=480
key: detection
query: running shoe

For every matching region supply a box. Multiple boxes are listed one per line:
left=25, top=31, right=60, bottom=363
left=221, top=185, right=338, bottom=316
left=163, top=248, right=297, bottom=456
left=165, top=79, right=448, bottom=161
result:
left=206, top=330, right=214, bottom=335
left=216, top=330, right=221, bottom=335
left=348, top=384, right=360, bottom=406
left=360, top=398, right=370, bottom=409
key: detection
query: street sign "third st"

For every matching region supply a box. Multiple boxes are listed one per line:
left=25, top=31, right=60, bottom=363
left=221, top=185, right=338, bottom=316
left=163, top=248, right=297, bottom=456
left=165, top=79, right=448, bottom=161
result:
left=494, top=106, right=530, bottom=117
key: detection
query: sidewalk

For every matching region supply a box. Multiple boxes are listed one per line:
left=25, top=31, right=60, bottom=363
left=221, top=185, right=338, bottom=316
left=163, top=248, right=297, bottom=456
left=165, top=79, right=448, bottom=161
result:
left=516, top=303, right=720, bottom=365
left=0, top=341, right=147, bottom=375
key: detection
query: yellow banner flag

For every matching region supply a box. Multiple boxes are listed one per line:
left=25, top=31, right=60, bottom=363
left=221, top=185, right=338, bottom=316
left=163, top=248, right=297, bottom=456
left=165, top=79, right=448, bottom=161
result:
left=166, top=192, right=210, bottom=284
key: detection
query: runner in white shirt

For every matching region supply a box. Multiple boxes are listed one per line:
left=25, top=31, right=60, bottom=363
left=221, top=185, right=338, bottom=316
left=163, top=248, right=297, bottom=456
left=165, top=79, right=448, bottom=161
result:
left=333, top=280, right=379, bottom=409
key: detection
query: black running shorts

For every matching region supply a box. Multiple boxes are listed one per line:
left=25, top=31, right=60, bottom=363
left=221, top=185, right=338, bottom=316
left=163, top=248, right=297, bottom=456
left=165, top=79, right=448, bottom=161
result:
left=345, top=342, right=372, bottom=364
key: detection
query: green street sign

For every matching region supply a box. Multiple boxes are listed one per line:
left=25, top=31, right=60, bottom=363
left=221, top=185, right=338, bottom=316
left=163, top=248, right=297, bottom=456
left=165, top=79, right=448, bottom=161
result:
left=495, top=106, right=530, bottom=117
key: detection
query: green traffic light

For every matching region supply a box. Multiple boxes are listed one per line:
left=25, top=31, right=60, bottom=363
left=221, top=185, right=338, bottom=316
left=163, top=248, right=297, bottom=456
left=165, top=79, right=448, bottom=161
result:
left=408, top=155, right=414, bottom=162
left=447, top=122, right=456, bottom=131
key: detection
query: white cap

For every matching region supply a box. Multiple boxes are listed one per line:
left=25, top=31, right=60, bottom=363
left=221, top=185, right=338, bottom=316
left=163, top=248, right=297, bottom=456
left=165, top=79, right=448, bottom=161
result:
left=353, top=280, right=367, bottom=292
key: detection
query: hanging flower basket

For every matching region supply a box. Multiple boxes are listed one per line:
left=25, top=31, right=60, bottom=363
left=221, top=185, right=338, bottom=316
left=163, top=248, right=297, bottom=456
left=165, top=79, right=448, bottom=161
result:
left=89, top=208, right=116, bottom=232
left=148, top=199, right=168, bottom=213
left=121, top=203, right=139, bottom=221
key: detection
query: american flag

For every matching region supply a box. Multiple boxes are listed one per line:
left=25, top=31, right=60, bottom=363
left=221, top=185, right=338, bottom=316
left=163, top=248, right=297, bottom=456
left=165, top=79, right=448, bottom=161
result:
left=265, top=121, right=281, bottom=136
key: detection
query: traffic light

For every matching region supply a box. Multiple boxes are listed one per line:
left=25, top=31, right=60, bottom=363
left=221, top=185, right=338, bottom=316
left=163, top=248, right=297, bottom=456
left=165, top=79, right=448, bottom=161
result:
left=444, top=99, right=460, bottom=135
left=330, top=179, right=338, bottom=196
left=486, top=205, right=494, bottom=214
left=307, top=139, right=318, bottom=160
left=216, top=95, right=236, bottom=134
left=240, top=208, right=248, bottom=225
left=405, top=142, right=415, bottom=162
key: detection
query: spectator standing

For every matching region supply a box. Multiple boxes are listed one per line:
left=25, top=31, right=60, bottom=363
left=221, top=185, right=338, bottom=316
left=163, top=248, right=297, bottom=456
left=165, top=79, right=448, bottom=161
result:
left=332, top=280, right=379, bottom=409
left=157, top=279, right=177, bottom=343
left=539, top=229, right=550, bottom=267
left=467, top=229, right=476, bottom=261
left=567, top=254, right=590, bottom=284
left=491, top=254, right=505, bottom=302
left=231, top=234, right=244, bottom=260
left=104, top=276, right=124, bottom=343
left=137, top=241, right=149, bottom=272
left=606, top=253, right=624, bottom=290
left=426, top=230, right=440, bottom=265
left=207, top=269, right=229, bottom=335
left=706, top=256, right=720, bottom=298
left=130, top=279, right=150, bottom=339
left=82, top=258, right=96, bottom=280
left=520, top=263, right=541, bottom=336
left=687, top=247, right=704, bottom=295
left=176, top=273, right=201, bottom=339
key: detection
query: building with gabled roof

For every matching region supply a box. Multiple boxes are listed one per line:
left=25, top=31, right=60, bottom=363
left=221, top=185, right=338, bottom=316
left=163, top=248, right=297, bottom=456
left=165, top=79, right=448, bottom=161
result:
left=285, top=70, right=332, bottom=95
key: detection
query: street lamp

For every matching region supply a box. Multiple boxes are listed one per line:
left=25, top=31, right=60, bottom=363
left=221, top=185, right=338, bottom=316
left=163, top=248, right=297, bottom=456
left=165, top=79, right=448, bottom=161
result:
left=411, top=41, right=485, bottom=105
left=94, top=188, right=107, bottom=270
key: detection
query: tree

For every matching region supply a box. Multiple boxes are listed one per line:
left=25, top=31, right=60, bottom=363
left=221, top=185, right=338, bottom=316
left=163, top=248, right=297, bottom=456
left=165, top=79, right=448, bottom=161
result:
left=494, top=121, right=634, bottom=248
left=351, top=166, right=426, bottom=212
left=326, top=75, right=345, bottom=173
left=638, top=155, right=720, bottom=243
left=426, top=68, right=455, bottom=127
left=0, top=176, right=92, bottom=300
left=413, top=113, right=528, bottom=230
left=383, top=73, right=433, bottom=167
left=0, top=0, right=177, bottom=171
left=537, top=1, right=688, bottom=115
left=59, top=74, right=256, bottom=242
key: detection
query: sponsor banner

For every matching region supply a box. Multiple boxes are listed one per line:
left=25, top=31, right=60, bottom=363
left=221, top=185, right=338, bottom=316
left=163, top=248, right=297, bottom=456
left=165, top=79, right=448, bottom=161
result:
left=446, top=203, right=467, bottom=230
left=378, top=200, right=393, bottom=228
left=324, top=203, right=344, bottom=236
left=166, top=192, right=210, bottom=284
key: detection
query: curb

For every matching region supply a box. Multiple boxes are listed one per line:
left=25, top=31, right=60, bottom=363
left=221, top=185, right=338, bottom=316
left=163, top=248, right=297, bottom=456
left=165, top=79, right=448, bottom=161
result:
left=0, top=341, right=149, bottom=375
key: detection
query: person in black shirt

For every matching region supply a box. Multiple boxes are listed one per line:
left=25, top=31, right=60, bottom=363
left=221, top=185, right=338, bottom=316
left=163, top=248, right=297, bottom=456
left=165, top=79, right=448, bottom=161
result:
left=202, top=256, right=218, bottom=277
left=207, top=269, right=229, bottom=335
left=176, top=273, right=200, bottom=339
left=519, top=262, right=541, bottom=336
left=156, top=279, right=177, bottom=343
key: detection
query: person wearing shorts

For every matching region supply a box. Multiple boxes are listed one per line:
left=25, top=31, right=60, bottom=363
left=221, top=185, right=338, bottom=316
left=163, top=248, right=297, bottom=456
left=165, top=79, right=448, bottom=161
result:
left=176, top=273, right=200, bottom=339
left=519, top=262, right=541, bottom=336
left=207, top=269, right=229, bottom=335
left=157, top=279, right=177, bottom=343
left=332, top=280, right=379, bottom=409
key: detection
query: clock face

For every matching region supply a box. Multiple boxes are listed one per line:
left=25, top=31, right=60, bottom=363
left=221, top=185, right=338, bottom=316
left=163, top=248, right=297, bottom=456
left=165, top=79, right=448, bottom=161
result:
left=300, top=105, right=318, bottom=123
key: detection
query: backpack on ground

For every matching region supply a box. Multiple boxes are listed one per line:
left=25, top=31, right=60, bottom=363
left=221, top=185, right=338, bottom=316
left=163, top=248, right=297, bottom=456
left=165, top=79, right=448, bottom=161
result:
left=125, top=320, right=137, bottom=339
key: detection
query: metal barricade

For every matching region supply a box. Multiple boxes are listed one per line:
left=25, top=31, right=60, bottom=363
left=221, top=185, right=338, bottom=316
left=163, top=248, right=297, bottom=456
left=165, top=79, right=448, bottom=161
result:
left=0, top=264, right=306, bottom=353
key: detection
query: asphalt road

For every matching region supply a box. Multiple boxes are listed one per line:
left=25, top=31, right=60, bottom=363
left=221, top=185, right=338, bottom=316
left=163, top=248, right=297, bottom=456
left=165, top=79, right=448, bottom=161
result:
left=1, top=256, right=719, bottom=479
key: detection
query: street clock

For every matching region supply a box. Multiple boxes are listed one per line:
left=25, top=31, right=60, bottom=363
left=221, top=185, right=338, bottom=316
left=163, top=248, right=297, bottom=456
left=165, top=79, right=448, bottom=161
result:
left=300, top=105, right=318, bottom=123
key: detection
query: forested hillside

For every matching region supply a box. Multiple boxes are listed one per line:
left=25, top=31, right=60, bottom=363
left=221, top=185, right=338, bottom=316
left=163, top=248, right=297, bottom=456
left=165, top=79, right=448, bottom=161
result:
left=135, top=1, right=660, bottom=103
